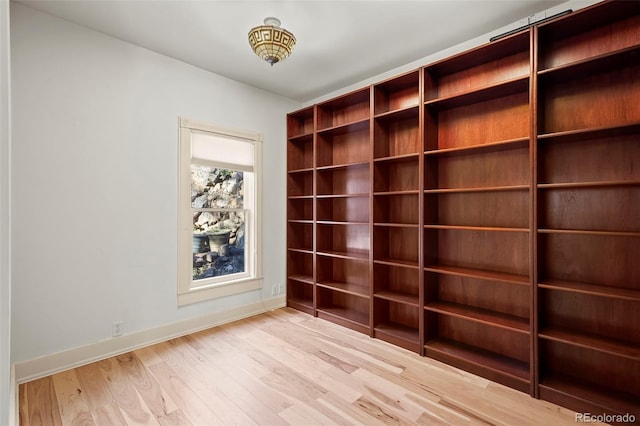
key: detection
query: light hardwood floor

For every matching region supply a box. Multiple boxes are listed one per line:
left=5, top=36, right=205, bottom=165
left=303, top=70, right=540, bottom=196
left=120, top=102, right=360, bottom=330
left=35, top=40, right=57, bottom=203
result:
left=19, top=308, right=584, bottom=426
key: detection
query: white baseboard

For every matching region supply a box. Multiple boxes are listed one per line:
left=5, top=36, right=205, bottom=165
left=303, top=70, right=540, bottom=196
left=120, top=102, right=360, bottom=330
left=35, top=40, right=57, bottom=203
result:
left=15, top=296, right=285, bottom=384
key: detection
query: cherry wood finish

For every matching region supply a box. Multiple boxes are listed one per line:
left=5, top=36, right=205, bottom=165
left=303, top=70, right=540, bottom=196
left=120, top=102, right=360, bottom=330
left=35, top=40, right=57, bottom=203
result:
left=286, top=107, right=316, bottom=316
left=422, top=27, right=533, bottom=396
left=317, top=88, right=370, bottom=131
left=534, top=1, right=640, bottom=417
left=286, top=0, right=639, bottom=417
left=373, top=156, right=419, bottom=193
left=316, top=164, right=369, bottom=196
left=371, top=72, right=422, bottom=349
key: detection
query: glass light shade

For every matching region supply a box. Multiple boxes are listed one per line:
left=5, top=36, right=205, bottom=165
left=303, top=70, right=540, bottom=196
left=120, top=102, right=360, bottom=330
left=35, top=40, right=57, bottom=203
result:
left=248, top=17, right=296, bottom=65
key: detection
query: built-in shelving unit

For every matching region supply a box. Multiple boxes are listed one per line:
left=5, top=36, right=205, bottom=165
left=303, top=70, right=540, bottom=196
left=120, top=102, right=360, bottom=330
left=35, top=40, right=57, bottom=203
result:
left=314, top=88, right=372, bottom=334
left=286, top=106, right=315, bottom=315
left=371, top=71, right=422, bottom=352
left=422, top=29, right=532, bottom=394
left=286, top=0, right=639, bottom=417
left=534, top=1, right=640, bottom=416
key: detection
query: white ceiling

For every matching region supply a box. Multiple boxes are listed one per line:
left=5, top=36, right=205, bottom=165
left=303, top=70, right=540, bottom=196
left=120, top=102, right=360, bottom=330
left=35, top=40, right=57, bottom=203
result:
left=15, top=0, right=568, bottom=103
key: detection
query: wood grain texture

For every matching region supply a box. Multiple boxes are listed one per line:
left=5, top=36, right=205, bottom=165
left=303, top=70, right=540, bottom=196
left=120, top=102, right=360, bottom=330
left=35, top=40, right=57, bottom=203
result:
left=374, top=158, right=419, bottom=192
left=317, top=165, right=370, bottom=196
left=20, top=308, right=583, bottom=426
left=317, top=125, right=370, bottom=167
left=374, top=71, right=420, bottom=115
left=374, top=114, right=420, bottom=158
left=287, top=170, right=313, bottom=197
left=317, top=88, right=370, bottom=130
left=539, top=13, right=640, bottom=70
left=287, top=107, right=314, bottom=138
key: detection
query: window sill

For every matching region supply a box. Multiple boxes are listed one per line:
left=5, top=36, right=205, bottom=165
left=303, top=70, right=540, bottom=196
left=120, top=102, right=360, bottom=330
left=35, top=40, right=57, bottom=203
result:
left=178, top=276, right=263, bottom=306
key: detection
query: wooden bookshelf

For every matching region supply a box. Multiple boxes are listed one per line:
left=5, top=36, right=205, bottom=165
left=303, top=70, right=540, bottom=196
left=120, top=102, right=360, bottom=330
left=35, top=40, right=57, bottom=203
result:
left=285, top=0, right=639, bottom=416
left=286, top=107, right=316, bottom=315
left=371, top=72, right=422, bottom=350
left=421, top=27, right=533, bottom=394
left=534, top=0, right=640, bottom=416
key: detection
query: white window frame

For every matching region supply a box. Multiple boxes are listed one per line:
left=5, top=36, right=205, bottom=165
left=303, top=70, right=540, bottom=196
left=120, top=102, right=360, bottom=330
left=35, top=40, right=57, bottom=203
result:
left=178, top=117, right=263, bottom=305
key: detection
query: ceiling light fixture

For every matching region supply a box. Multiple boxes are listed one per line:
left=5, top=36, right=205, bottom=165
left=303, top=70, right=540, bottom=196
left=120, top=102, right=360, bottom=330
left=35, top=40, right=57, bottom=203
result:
left=248, top=17, right=296, bottom=66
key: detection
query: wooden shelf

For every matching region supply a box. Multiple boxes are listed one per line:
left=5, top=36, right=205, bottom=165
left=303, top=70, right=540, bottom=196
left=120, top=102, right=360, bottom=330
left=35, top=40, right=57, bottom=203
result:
left=287, top=298, right=314, bottom=315
left=538, top=279, right=640, bottom=302
left=538, top=63, right=639, bottom=135
left=317, top=87, right=370, bottom=132
left=316, top=250, right=369, bottom=261
left=538, top=228, right=640, bottom=238
left=374, top=292, right=421, bottom=353
left=424, top=224, right=528, bottom=233
left=316, top=117, right=369, bottom=135
left=374, top=105, right=419, bottom=121
left=374, top=69, right=420, bottom=116
left=424, top=264, right=529, bottom=286
left=374, top=223, right=419, bottom=228
left=287, top=132, right=313, bottom=142
left=287, top=197, right=312, bottom=222
left=425, top=30, right=529, bottom=77
left=317, top=220, right=369, bottom=226
left=424, top=185, right=529, bottom=194
left=287, top=106, right=315, bottom=139
left=424, top=136, right=528, bottom=156
left=373, top=190, right=419, bottom=196
left=373, top=156, right=419, bottom=193
left=316, top=307, right=369, bottom=329
left=316, top=280, right=370, bottom=298
left=287, top=169, right=313, bottom=198
left=424, top=76, right=529, bottom=110
left=316, top=160, right=370, bottom=171
left=426, top=301, right=529, bottom=334
left=425, top=338, right=530, bottom=391
left=287, top=167, right=314, bottom=174
left=317, top=124, right=370, bottom=168
left=374, top=258, right=420, bottom=269
left=539, top=45, right=640, bottom=83
left=539, top=327, right=640, bottom=361
left=538, top=122, right=640, bottom=143
left=374, top=291, right=419, bottom=307
left=285, top=1, right=638, bottom=414
left=317, top=165, right=370, bottom=197
left=537, top=0, right=640, bottom=69
left=537, top=180, right=640, bottom=189
left=316, top=193, right=369, bottom=199
left=539, top=374, right=640, bottom=418
left=287, top=195, right=314, bottom=200
left=373, top=153, right=420, bottom=163
left=422, top=27, right=533, bottom=398
left=375, top=323, right=419, bottom=344
left=287, top=248, right=313, bottom=255
left=288, top=219, right=313, bottom=224
left=288, top=274, right=313, bottom=285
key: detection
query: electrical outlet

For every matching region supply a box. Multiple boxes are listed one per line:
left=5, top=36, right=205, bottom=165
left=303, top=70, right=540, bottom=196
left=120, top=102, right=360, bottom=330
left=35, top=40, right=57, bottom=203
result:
left=278, top=283, right=284, bottom=294
left=271, top=285, right=277, bottom=296
left=112, top=321, right=123, bottom=337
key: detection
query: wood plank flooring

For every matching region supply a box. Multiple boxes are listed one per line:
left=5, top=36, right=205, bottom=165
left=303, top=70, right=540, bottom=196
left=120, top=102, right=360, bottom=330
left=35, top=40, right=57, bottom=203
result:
left=19, top=308, right=583, bottom=426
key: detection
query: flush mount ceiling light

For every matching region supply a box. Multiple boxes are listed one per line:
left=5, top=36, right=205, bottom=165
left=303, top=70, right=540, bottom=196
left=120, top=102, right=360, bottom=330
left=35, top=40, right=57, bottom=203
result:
left=248, top=17, right=296, bottom=66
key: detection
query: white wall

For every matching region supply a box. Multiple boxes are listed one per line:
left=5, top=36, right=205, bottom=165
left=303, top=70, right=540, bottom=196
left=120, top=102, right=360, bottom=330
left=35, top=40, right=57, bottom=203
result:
left=10, top=3, right=299, bottom=370
left=306, top=0, right=601, bottom=106
left=1, top=0, right=13, bottom=423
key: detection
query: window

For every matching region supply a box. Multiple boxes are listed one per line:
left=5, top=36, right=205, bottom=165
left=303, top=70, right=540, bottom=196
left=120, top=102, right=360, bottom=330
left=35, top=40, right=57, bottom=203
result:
left=178, top=118, right=263, bottom=305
